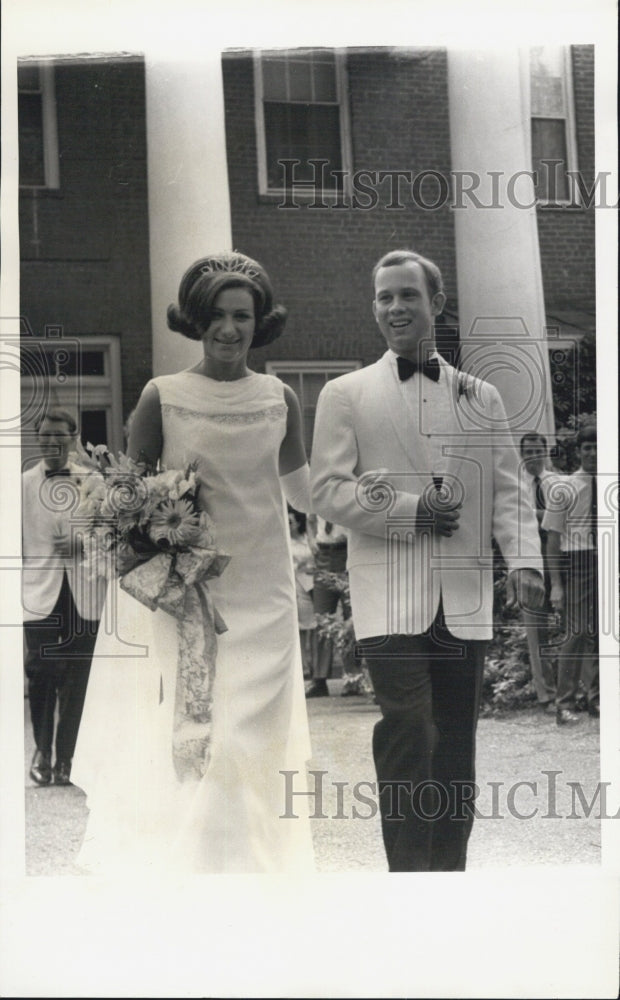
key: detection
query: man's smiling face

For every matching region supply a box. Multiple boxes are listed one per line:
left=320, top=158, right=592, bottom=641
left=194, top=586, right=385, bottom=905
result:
left=372, top=260, right=445, bottom=362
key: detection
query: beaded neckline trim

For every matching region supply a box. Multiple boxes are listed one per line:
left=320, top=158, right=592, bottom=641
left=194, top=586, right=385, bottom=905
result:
left=161, top=402, right=287, bottom=425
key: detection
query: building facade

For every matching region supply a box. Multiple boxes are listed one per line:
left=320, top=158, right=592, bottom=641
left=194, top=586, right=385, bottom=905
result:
left=19, top=55, right=152, bottom=457
left=19, top=45, right=595, bottom=456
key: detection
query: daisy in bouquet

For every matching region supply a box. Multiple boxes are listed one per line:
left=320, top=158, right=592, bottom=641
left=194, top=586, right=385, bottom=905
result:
left=76, top=442, right=230, bottom=779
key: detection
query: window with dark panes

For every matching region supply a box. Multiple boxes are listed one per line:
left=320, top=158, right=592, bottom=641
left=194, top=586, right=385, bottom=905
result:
left=530, top=47, right=577, bottom=204
left=18, top=65, right=45, bottom=186
left=20, top=337, right=124, bottom=456
left=256, top=50, right=351, bottom=195
left=265, top=362, right=361, bottom=454
left=18, top=61, right=60, bottom=189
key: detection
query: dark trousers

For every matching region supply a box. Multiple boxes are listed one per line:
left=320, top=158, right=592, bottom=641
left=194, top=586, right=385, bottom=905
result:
left=359, top=610, right=486, bottom=872
left=557, top=550, right=599, bottom=710
left=311, top=544, right=360, bottom=678
left=24, top=574, right=99, bottom=763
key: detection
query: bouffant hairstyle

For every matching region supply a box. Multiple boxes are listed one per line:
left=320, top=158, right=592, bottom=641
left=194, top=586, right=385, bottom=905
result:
left=167, top=252, right=287, bottom=349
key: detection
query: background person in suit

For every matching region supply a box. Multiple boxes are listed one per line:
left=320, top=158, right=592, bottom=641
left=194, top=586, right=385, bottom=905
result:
left=22, top=408, right=104, bottom=786
left=311, top=249, right=544, bottom=872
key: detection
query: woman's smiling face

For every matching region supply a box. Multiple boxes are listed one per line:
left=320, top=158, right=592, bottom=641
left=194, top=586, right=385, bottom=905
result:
left=200, top=286, right=256, bottom=365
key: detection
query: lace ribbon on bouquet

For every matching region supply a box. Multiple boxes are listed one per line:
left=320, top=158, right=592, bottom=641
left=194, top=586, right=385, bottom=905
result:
left=119, top=546, right=230, bottom=781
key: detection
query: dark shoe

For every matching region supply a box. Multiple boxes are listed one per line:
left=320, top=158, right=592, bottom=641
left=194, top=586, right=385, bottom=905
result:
left=556, top=708, right=581, bottom=726
left=53, top=760, right=73, bottom=786
left=29, top=749, right=52, bottom=785
left=587, top=703, right=600, bottom=718
left=305, top=679, right=329, bottom=698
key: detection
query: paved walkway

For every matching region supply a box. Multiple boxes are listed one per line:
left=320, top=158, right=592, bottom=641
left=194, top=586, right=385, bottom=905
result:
left=306, top=680, right=602, bottom=871
left=24, top=684, right=601, bottom=875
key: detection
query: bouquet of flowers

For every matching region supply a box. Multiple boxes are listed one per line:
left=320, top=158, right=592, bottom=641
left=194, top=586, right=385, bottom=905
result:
left=75, top=442, right=230, bottom=780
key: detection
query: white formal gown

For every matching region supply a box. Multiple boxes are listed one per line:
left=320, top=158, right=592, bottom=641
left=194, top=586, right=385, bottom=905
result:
left=72, top=371, right=314, bottom=874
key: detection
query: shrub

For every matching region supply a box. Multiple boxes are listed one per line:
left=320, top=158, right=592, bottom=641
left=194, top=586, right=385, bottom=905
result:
left=549, top=330, right=596, bottom=434
left=312, top=570, right=374, bottom=697
left=483, top=555, right=537, bottom=713
left=312, top=559, right=559, bottom=711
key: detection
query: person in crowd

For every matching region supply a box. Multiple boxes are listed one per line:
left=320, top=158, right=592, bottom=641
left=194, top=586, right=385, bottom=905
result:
left=22, top=408, right=104, bottom=786
left=304, top=515, right=361, bottom=697
left=519, top=432, right=560, bottom=713
left=72, top=252, right=315, bottom=873
left=543, top=422, right=599, bottom=724
left=288, top=506, right=316, bottom=679
left=311, top=248, right=544, bottom=872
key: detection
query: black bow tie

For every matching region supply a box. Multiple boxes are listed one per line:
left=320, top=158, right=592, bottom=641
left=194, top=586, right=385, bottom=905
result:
left=45, top=467, right=70, bottom=478
left=396, top=355, right=441, bottom=382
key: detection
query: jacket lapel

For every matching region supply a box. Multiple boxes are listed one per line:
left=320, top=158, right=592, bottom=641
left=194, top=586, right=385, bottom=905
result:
left=438, top=360, right=466, bottom=486
left=377, top=351, right=485, bottom=489
left=377, top=352, right=429, bottom=470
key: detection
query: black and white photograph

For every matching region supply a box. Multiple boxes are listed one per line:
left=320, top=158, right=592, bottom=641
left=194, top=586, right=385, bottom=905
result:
left=1, top=0, right=618, bottom=996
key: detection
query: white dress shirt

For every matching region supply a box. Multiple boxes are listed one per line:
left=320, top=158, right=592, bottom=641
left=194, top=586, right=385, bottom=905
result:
left=519, top=466, right=557, bottom=530
left=388, top=349, right=456, bottom=481
left=542, top=467, right=596, bottom=551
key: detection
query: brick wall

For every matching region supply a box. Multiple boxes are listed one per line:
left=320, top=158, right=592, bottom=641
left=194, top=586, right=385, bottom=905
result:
left=19, top=56, right=152, bottom=418
left=223, top=45, right=596, bottom=369
left=536, top=45, right=595, bottom=314
left=222, top=48, right=457, bottom=370
left=18, top=45, right=594, bottom=418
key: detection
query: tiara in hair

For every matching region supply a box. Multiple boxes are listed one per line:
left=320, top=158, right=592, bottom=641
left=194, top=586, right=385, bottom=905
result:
left=198, top=252, right=263, bottom=284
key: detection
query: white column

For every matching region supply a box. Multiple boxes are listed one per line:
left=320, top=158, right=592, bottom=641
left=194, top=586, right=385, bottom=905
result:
left=447, top=49, right=554, bottom=439
left=145, top=55, right=233, bottom=376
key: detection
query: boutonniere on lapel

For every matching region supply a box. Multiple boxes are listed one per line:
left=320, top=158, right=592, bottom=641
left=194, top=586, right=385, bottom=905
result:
left=456, top=371, right=478, bottom=403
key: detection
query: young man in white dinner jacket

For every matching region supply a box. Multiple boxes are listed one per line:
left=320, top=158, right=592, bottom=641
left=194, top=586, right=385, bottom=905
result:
left=310, top=249, right=545, bottom=871
left=22, top=408, right=104, bottom=786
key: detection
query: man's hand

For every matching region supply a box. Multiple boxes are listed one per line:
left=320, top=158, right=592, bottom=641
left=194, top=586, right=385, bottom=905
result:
left=415, top=485, right=461, bottom=537
left=505, top=568, right=546, bottom=611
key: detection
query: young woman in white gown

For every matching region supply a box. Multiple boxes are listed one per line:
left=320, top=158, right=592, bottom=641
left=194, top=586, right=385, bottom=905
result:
left=72, top=253, right=315, bottom=874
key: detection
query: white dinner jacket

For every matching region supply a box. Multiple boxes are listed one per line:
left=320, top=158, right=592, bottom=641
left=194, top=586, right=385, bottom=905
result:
left=22, top=459, right=105, bottom=622
left=310, top=351, right=543, bottom=640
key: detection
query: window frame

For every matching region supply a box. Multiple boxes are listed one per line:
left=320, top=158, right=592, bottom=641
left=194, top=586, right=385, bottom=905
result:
left=18, top=61, right=60, bottom=191
left=20, top=335, right=124, bottom=455
left=253, top=49, right=353, bottom=202
left=529, top=46, right=580, bottom=207
left=265, top=359, right=362, bottom=454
